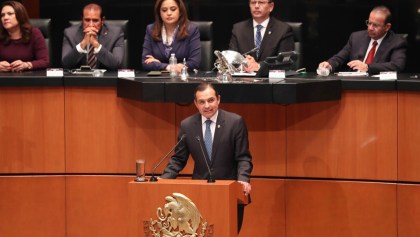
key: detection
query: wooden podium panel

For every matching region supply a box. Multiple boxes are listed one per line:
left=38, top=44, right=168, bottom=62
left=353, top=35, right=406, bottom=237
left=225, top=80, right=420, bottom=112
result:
left=0, top=176, right=66, bottom=237
left=129, top=179, right=247, bottom=237
left=285, top=180, right=396, bottom=237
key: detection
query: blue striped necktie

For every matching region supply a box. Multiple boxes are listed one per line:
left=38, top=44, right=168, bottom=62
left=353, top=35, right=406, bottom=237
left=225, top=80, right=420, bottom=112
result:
left=204, top=120, right=212, bottom=160
left=255, top=24, right=263, bottom=58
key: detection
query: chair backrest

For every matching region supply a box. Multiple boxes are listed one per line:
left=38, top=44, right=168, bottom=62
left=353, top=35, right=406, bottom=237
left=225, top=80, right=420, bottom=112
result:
left=69, top=20, right=129, bottom=68
left=30, top=18, right=52, bottom=64
left=397, top=33, right=408, bottom=40
left=286, top=22, right=303, bottom=70
left=191, top=21, right=213, bottom=71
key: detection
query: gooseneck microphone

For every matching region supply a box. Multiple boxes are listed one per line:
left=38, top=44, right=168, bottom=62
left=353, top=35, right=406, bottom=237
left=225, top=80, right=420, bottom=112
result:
left=196, top=136, right=215, bottom=183
left=242, top=47, right=258, bottom=56
left=149, top=134, right=186, bottom=182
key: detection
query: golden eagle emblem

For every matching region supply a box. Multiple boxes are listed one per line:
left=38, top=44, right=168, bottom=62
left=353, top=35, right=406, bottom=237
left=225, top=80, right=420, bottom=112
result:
left=146, top=193, right=213, bottom=237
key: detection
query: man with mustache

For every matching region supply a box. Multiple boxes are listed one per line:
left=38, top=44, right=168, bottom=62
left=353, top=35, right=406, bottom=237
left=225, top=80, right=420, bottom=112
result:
left=318, top=5, right=407, bottom=74
left=62, top=3, right=124, bottom=70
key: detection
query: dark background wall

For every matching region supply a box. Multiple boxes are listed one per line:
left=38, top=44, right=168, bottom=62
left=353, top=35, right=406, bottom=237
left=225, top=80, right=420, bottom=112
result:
left=37, top=0, right=419, bottom=72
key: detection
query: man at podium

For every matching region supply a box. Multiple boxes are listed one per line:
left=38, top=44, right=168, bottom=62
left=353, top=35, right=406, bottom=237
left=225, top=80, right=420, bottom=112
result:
left=161, top=82, right=253, bottom=232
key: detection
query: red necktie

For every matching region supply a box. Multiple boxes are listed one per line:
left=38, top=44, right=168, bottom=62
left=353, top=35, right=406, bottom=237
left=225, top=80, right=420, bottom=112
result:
left=364, top=41, right=377, bottom=65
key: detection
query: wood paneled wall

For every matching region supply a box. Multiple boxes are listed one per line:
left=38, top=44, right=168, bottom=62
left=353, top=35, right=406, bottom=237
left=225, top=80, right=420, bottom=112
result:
left=1, top=87, right=420, bottom=236
left=287, top=91, right=398, bottom=180
left=0, top=87, right=65, bottom=173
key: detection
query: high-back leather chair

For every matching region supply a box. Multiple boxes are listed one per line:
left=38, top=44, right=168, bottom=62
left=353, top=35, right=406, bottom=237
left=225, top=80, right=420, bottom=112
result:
left=398, top=33, right=408, bottom=40
left=69, top=20, right=129, bottom=68
left=30, top=18, right=52, bottom=63
left=191, top=21, right=213, bottom=71
left=286, top=22, right=303, bottom=70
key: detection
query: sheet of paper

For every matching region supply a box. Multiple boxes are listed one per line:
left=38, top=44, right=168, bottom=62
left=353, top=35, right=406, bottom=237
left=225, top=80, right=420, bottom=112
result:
left=46, top=68, right=63, bottom=77
left=232, top=72, right=256, bottom=77
left=118, top=69, right=135, bottom=78
left=336, top=72, right=369, bottom=77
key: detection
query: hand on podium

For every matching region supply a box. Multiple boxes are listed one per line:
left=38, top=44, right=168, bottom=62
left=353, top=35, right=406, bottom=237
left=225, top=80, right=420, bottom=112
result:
left=237, top=181, right=251, bottom=196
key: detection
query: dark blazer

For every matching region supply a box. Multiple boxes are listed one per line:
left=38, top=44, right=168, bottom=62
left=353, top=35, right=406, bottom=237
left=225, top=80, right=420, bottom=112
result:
left=141, top=23, right=201, bottom=71
left=62, top=23, right=124, bottom=70
left=229, top=16, right=295, bottom=62
left=327, top=30, right=407, bottom=74
left=161, top=109, right=253, bottom=182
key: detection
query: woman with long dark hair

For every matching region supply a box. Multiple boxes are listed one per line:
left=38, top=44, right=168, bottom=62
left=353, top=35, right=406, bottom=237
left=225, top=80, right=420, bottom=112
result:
left=142, top=0, right=200, bottom=73
left=0, top=1, right=49, bottom=72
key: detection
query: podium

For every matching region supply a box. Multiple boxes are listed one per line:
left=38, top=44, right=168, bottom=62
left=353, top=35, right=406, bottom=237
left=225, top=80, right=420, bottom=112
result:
left=128, top=179, right=248, bottom=237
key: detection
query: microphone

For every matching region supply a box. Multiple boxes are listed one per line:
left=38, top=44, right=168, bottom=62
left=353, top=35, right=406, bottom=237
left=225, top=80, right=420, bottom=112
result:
left=196, top=136, right=215, bottom=183
left=149, top=134, right=186, bottom=182
left=242, top=47, right=258, bottom=56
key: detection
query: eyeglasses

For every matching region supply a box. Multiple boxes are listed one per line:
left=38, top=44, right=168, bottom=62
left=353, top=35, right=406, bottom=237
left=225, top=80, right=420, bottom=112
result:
left=365, top=20, right=385, bottom=29
left=250, top=1, right=272, bottom=6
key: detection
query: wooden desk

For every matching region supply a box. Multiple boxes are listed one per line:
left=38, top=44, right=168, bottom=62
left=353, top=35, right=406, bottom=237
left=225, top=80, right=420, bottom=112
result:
left=1, top=72, right=420, bottom=237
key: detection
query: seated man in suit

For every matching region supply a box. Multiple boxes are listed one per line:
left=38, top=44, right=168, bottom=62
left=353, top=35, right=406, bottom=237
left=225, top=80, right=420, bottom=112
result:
left=318, top=5, right=407, bottom=75
left=161, top=82, right=253, bottom=233
left=229, top=0, right=294, bottom=72
left=62, top=3, right=124, bottom=70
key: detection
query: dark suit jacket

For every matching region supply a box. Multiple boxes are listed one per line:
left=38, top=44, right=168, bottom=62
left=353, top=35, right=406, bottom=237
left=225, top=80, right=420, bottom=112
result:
left=229, top=16, right=294, bottom=62
left=141, top=23, right=201, bottom=71
left=161, top=109, right=253, bottom=182
left=62, top=23, right=124, bottom=70
left=327, top=30, right=407, bottom=74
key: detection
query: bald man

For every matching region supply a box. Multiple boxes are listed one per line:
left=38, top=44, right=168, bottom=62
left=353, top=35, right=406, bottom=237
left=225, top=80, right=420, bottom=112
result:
left=318, top=5, right=407, bottom=74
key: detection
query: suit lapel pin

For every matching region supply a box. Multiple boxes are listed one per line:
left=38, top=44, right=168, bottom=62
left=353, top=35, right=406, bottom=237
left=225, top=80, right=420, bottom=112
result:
left=268, top=31, right=271, bottom=35
left=217, top=125, right=220, bottom=128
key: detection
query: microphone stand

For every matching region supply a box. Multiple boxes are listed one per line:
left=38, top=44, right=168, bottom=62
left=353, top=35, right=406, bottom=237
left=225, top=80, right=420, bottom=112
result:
left=242, top=47, right=258, bottom=56
left=196, top=136, right=215, bottom=183
left=149, top=134, right=186, bottom=182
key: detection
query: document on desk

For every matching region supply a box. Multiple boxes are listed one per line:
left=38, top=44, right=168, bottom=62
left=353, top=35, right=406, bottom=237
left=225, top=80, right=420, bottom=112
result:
left=232, top=72, right=256, bottom=77
left=336, top=72, right=368, bottom=77
left=378, top=71, right=397, bottom=80
left=70, top=68, right=107, bottom=75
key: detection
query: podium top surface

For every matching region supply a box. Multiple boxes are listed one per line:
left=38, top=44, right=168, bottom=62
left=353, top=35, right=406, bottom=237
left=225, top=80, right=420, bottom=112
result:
left=129, top=178, right=248, bottom=204
left=129, top=179, right=237, bottom=186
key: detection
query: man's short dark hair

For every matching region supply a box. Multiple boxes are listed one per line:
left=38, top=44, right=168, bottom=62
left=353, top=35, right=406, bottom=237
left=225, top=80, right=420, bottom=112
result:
left=194, top=82, right=219, bottom=100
